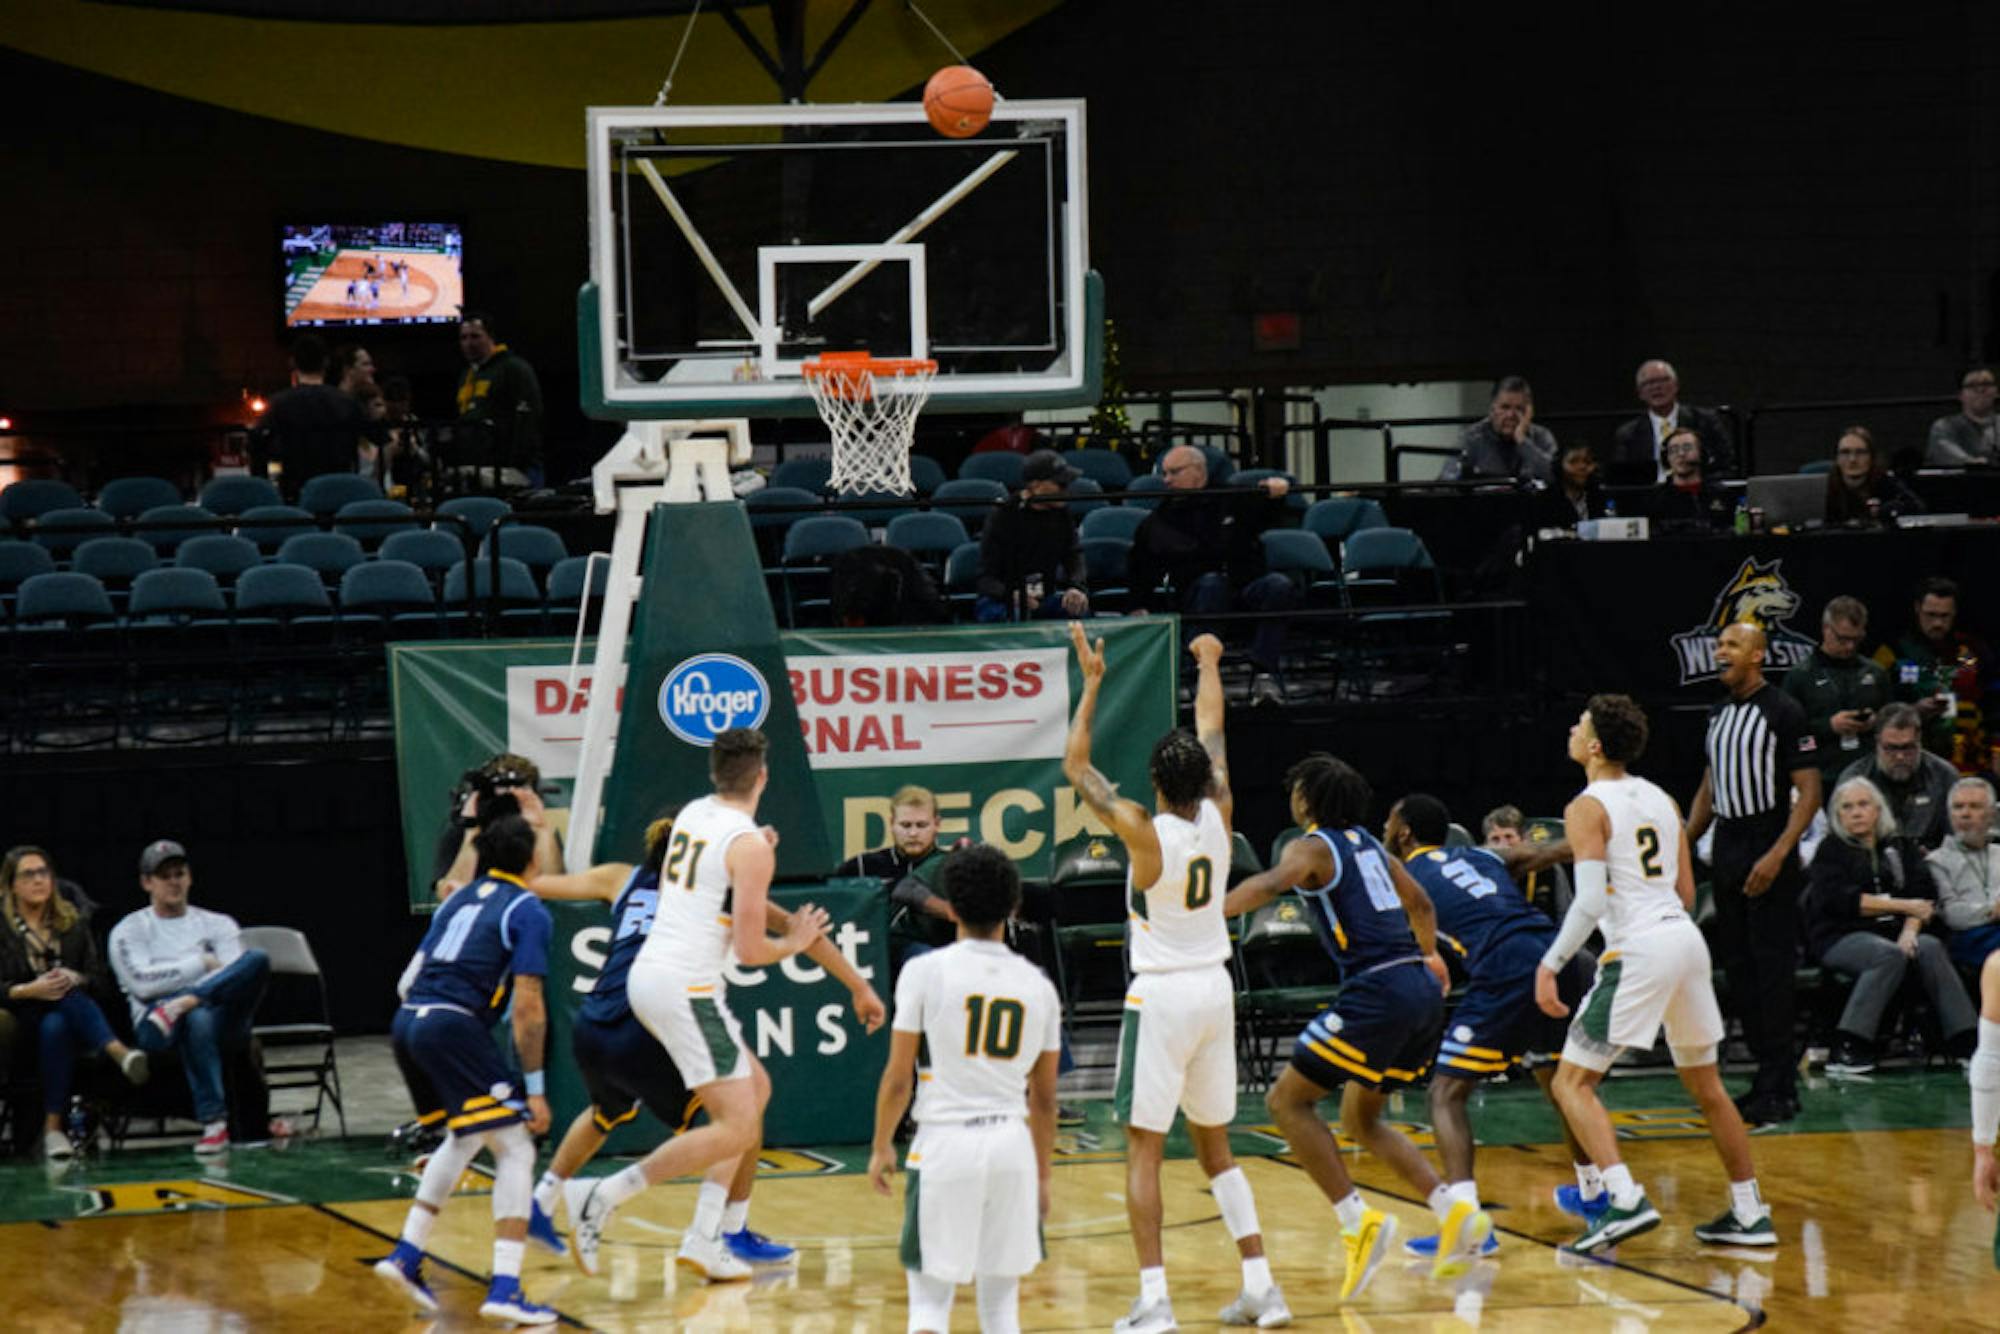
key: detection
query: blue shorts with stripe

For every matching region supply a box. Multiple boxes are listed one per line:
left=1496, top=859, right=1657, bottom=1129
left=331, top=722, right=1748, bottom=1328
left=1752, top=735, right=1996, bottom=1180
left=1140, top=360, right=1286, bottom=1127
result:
left=1433, top=932, right=1593, bottom=1081
left=573, top=1010, right=701, bottom=1136
left=1290, top=960, right=1444, bottom=1093
left=391, top=1004, right=524, bottom=1136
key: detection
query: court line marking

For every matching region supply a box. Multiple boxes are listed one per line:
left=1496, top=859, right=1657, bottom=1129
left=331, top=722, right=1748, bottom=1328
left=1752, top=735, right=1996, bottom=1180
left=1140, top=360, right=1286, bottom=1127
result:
left=1251, top=1156, right=1765, bottom=1331
left=311, top=1200, right=599, bottom=1332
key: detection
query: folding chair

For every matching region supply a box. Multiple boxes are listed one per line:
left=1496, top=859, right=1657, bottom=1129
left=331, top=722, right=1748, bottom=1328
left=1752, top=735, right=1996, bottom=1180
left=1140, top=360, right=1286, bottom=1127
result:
left=237, top=926, right=347, bottom=1136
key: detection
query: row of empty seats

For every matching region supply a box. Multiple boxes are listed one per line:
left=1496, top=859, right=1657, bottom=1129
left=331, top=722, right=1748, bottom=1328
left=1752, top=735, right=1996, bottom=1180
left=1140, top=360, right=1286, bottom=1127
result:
left=0, top=473, right=499, bottom=526
left=763, top=444, right=1269, bottom=496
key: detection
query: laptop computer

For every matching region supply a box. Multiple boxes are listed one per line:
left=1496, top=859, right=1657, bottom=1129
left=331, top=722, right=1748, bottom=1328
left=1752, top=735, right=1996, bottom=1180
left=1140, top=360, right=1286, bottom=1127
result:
left=1745, top=474, right=1827, bottom=530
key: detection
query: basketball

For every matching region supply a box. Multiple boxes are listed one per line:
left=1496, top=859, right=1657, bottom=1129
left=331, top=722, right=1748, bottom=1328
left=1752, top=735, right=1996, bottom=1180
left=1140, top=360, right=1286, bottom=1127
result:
left=924, top=64, right=994, bottom=138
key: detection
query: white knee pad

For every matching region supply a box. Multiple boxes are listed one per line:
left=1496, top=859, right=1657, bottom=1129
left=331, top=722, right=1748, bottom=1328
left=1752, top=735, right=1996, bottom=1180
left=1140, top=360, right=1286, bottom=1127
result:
left=906, top=1269, right=956, bottom=1333
left=415, top=1132, right=482, bottom=1211
left=1209, top=1164, right=1262, bottom=1242
left=1669, top=1043, right=1718, bottom=1069
left=484, top=1122, right=536, bottom=1220
left=975, top=1273, right=1020, bottom=1334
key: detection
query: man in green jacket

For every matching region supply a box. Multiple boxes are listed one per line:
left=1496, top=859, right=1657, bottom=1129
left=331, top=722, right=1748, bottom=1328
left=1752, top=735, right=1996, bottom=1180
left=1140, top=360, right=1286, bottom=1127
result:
left=1783, top=595, right=1893, bottom=789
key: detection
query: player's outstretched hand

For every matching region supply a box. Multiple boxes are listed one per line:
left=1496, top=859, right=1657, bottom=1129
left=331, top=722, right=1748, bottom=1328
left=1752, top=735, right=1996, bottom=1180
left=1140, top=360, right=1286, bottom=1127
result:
left=852, top=983, right=888, bottom=1034
left=867, top=1146, right=899, bottom=1196
left=1534, top=965, right=1569, bottom=1018
left=1976, top=1144, right=2000, bottom=1211
left=515, top=786, right=547, bottom=830
left=1068, top=620, right=1105, bottom=684
left=525, top=1094, right=551, bottom=1136
left=1189, top=633, right=1224, bottom=669
left=784, top=903, right=831, bottom=954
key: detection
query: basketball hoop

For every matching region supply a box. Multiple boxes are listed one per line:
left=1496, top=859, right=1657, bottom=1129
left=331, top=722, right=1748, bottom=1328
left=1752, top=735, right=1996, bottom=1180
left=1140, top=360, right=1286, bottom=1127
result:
left=803, top=351, right=938, bottom=495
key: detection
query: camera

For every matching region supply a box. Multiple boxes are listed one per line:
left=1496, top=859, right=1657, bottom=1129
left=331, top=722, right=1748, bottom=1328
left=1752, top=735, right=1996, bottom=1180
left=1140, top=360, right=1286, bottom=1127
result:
left=449, top=758, right=544, bottom=830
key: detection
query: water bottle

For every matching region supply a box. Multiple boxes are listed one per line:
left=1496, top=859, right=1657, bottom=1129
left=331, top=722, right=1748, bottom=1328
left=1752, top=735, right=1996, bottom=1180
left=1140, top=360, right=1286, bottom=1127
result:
left=66, top=1097, right=88, bottom=1155
left=1733, top=498, right=1750, bottom=535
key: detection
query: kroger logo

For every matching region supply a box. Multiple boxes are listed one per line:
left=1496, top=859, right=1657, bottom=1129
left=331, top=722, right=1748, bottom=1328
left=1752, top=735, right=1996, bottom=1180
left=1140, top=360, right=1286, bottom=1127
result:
left=658, top=654, right=770, bottom=746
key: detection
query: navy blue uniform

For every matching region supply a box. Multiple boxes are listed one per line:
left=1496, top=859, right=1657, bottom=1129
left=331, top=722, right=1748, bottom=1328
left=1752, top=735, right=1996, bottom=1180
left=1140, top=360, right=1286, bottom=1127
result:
left=1402, top=845, right=1591, bottom=1079
left=573, top=867, right=698, bottom=1135
left=393, top=871, right=552, bottom=1136
left=1290, top=827, right=1444, bottom=1092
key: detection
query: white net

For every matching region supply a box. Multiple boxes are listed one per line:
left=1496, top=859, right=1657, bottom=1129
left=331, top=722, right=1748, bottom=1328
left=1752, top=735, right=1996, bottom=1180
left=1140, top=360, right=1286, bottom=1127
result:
left=806, top=357, right=937, bottom=496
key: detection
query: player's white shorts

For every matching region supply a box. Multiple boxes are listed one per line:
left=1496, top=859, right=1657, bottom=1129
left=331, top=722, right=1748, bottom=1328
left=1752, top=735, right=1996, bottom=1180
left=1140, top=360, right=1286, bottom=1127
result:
left=1113, top=964, right=1238, bottom=1133
left=1561, top=917, right=1724, bottom=1072
left=626, top=965, right=750, bottom=1088
left=900, top=1115, right=1041, bottom=1283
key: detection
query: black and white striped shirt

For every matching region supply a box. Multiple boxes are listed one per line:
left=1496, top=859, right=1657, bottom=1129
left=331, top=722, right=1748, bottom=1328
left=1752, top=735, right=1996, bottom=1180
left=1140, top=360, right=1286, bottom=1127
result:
left=1704, top=683, right=1815, bottom=820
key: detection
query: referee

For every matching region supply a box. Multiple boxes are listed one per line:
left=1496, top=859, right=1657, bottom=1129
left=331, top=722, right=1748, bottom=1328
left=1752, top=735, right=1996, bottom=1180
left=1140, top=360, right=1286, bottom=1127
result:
left=1687, top=621, right=1822, bottom=1127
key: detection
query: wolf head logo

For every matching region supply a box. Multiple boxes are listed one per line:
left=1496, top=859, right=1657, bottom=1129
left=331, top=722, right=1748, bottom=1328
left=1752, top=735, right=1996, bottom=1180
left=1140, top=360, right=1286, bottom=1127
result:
left=1706, top=558, right=1800, bottom=632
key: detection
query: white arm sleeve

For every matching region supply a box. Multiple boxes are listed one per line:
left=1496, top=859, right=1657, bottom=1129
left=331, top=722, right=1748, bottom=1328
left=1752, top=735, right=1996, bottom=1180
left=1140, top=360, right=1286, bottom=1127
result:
left=1973, top=1022, right=2000, bottom=1147
left=1540, top=859, right=1608, bottom=972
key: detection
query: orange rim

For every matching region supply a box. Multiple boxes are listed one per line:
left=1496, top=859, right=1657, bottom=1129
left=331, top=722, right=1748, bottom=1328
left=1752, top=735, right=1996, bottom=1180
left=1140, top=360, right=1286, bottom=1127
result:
left=802, top=352, right=938, bottom=400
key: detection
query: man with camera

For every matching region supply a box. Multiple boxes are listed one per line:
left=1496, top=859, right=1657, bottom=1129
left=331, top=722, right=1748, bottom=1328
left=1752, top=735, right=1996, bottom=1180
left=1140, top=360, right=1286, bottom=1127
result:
left=432, top=754, right=566, bottom=902
left=1783, top=596, right=1893, bottom=793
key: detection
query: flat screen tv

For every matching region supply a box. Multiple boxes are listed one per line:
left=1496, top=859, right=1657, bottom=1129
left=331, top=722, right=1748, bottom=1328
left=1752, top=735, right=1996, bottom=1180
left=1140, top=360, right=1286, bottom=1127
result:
left=280, top=221, right=464, bottom=329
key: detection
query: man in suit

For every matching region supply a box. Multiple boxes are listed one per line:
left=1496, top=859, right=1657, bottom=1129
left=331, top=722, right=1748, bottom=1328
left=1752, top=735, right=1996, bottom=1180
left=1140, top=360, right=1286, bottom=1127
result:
left=1609, top=359, right=1734, bottom=485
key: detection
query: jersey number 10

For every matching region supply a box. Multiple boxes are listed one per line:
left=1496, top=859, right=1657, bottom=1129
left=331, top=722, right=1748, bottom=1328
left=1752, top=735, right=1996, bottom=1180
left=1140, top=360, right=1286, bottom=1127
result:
left=963, top=995, right=1025, bottom=1059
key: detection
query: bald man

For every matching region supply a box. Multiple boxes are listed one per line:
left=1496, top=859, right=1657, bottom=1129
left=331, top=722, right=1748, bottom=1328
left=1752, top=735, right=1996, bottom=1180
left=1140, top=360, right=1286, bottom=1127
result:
left=1127, top=446, right=1298, bottom=705
left=1609, top=359, right=1735, bottom=485
left=1686, top=622, right=1821, bottom=1125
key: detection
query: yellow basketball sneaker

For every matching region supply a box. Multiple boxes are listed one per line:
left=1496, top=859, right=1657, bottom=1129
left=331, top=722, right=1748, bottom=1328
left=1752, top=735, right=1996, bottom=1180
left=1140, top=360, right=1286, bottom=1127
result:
left=1430, top=1200, right=1493, bottom=1279
left=1339, top=1208, right=1397, bottom=1301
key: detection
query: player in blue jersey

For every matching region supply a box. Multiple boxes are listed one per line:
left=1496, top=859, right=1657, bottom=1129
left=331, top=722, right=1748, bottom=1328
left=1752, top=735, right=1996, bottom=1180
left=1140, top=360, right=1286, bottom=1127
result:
left=1381, top=793, right=1597, bottom=1255
left=1224, top=754, right=1457, bottom=1302
left=374, top=815, right=557, bottom=1326
left=522, top=807, right=886, bottom=1274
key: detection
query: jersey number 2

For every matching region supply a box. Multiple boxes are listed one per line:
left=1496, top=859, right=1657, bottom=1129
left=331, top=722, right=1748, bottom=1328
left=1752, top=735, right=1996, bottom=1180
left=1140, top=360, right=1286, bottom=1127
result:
left=1635, top=826, right=1664, bottom=879
left=963, top=995, right=1025, bottom=1059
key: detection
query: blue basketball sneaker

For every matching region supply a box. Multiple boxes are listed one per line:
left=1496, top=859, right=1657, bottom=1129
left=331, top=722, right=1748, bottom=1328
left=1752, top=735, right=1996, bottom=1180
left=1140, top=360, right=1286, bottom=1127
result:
left=1554, top=1184, right=1612, bottom=1223
left=479, top=1276, right=557, bottom=1325
left=371, top=1241, right=439, bottom=1314
left=724, top=1227, right=797, bottom=1264
left=527, top=1198, right=567, bottom=1257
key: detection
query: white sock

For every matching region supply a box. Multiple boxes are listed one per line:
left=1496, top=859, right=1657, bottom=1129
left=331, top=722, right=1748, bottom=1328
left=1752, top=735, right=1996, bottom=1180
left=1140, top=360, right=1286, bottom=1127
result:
left=1334, top=1189, right=1367, bottom=1232
left=721, top=1198, right=750, bottom=1236
left=597, top=1163, right=649, bottom=1212
left=691, top=1180, right=729, bottom=1243
left=1426, top=1182, right=1453, bottom=1221
left=532, top=1169, right=564, bottom=1216
left=492, top=1238, right=524, bottom=1280
left=1729, top=1178, right=1765, bottom=1224
left=1447, top=1179, right=1480, bottom=1210
left=1973, top=1018, right=2000, bottom=1146
left=1138, top=1265, right=1168, bottom=1304
left=1602, top=1163, right=1641, bottom=1209
left=1575, top=1162, right=1605, bottom=1201
left=1241, top=1254, right=1274, bottom=1295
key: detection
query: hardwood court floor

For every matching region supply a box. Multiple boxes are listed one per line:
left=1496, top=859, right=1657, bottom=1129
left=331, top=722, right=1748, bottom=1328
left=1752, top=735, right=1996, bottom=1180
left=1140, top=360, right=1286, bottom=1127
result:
left=1, top=1071, right=1992, bottom=1330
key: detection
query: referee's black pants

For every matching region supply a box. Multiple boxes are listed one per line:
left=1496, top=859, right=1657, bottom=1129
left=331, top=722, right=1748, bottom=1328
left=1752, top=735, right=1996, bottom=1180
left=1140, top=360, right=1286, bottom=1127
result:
left=1711, top=812, right=1803, bottom=1101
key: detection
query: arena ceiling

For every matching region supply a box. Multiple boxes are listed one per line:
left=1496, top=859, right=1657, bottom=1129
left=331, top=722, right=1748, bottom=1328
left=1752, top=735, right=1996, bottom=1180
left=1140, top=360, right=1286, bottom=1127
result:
left=2, top=0, right=1060, bottom=168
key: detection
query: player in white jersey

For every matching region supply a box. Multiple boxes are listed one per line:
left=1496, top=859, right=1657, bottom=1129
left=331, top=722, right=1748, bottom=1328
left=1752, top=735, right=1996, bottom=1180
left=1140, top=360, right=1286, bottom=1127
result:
left=1064, top=624, right=1289, bottom=1332
left=870, top=844, right=1061, bottom=1334
left=1536, top=694, right=1773, bottom=1254
left=568, top=729, right=828, bottom=1280
left=1968, top=952, right=2000, bottom=1249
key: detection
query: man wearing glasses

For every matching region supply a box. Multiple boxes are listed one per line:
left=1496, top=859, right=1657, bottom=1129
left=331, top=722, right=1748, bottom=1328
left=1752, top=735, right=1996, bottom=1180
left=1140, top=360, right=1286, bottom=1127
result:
left=1783, top=595, right=1894, bottom=791
left=1834, top=702, right=1963, bottom=851
left=1926, top=368, right=1998, bottom=466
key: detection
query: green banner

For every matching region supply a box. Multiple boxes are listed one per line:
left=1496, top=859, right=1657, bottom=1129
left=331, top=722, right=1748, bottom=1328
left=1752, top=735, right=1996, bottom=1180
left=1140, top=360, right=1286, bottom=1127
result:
left=386, top=616, right=1175, bottom=1147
